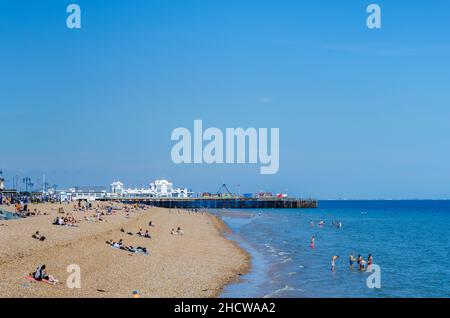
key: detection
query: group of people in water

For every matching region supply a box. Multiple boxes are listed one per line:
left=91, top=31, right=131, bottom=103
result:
left=330, top=254, right=374, bottom=272
left=349, top=253, right=373, bottom=271
left=309, top=219, right=374, bottom=273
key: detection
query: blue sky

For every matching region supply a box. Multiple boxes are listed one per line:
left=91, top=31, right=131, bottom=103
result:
left=1, top=0, right=450, bottom=199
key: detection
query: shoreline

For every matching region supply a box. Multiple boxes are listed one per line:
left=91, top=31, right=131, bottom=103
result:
left=0, top=202, right=250, bottom=298
left=205, top=213, right=251, bottom=297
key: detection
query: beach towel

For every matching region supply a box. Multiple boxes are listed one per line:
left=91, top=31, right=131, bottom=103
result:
left=25, top=276, right=55, bottom=285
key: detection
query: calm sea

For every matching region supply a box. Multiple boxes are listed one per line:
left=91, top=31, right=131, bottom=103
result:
left=216, top=200, right=450, bottom=298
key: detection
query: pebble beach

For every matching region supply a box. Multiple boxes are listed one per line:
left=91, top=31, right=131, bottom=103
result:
left=0, top=202, right=249, bottom=298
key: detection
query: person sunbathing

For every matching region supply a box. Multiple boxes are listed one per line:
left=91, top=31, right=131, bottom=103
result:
left=32, top=231, right=46, bottom=241
left=32, top=264, right=59, bottom=284
left=176, top=227, right=184, bottom=236
left=53, top=217, right=64, bottom=225
left=127, top=246, right=147, bottom=254
left=144, top=230, right=151, bottom=238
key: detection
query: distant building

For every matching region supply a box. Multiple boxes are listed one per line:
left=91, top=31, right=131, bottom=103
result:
left=0, top=177, right=4, bottom=191
left=66, top=186, right=108, bottom=201
left=109, top=179, right=191, bottom=198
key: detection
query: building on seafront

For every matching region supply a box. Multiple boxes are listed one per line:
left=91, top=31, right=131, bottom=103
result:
left=109, top=179, right=192, bottom=199
left=52, top=179, right=191, bottom=202
left=62, top=186, right=108, bottom=201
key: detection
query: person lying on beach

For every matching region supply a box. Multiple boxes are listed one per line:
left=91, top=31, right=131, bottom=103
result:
left=171, top=227, right=184, bottom=236
left=32, top=231, right=46, bottom=241
left=121, top=228, right=134, bottom=235
left=148, top=221, right=154, bottom=227
left=137, top=230, right=151, bottom=239
left=106, top=240, right=147, bottom=254
left=127, top=246, right=148, bottom=254
left=31, top=264, right=59, bottom=285
left=106, top=240, right=121, bottom=248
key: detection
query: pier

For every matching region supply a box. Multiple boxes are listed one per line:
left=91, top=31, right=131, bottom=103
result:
left=106, top=197, right=318, bottom=209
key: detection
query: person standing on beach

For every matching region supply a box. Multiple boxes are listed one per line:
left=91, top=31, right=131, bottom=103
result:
left=331, top=255, right=339, bottom=272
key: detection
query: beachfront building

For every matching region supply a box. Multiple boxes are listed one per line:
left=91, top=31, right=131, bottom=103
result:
left=108, top=179, right=192, bottom=199
left=66, top=186, right=108, bottom=201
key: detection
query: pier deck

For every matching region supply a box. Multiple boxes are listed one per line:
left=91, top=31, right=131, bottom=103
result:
left=106, top=197, right=318, bottom=209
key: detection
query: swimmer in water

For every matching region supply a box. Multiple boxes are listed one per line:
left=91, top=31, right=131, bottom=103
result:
left=349, top=253, right=355, bottom=269
left=310, top=235, right=315, bottom=249
left=360, top=258, right=367, bottom=271
left=357, top=254, right=362, bottom=270
left=331, top=255, right=339, bottom=272
left=367, top=254, right=373, bottom=271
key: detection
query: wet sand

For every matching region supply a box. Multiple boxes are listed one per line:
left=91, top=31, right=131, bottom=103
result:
left=0, top=202, right=249, bottom=298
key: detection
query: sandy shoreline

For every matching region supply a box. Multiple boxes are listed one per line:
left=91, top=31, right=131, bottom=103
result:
left=0, top=202, right=249, bottom=298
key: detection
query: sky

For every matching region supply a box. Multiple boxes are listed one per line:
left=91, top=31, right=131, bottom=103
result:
left=1, top=0, right=450, bottom=199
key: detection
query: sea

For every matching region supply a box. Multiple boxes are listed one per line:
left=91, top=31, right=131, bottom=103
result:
left=215, top=200, right=450, bottom=298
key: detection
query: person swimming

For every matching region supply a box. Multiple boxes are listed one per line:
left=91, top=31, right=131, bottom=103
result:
left=349, top=253, right=355, bottom=269
left=367, top=254, right=373, bottom=271
left=310, top=235, right=315, bottom=249
left=331, top=255, right=339, bottom=272
left=357, top=254, right=362, bottom=270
